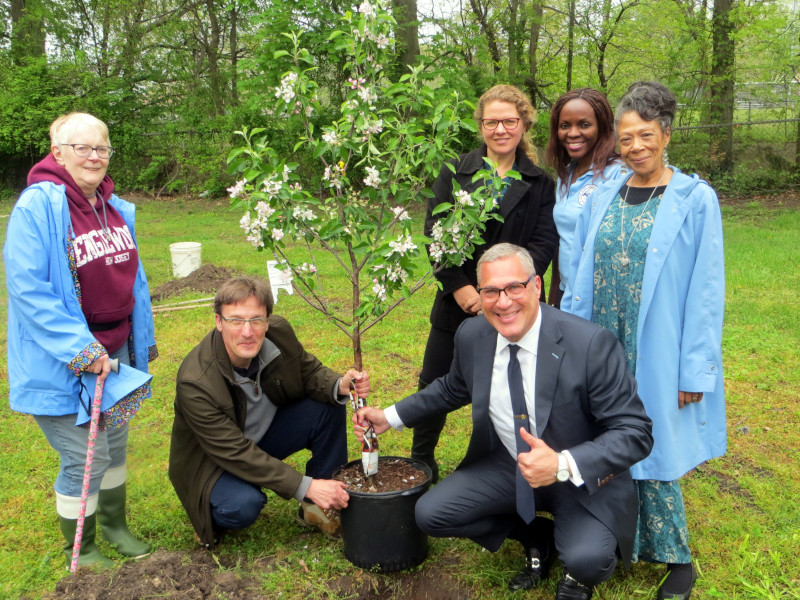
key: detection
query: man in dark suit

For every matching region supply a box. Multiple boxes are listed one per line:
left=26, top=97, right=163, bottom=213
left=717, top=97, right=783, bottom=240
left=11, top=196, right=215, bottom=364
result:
left=354, top=243, right=653, bottom=600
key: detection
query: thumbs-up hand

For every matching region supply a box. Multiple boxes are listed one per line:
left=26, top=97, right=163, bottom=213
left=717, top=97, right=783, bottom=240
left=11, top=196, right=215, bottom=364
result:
left=517, top=428, right=559, bottom=488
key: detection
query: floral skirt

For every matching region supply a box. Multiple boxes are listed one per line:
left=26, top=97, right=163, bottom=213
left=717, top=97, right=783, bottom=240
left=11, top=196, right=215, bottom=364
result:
left=632, top=479, right=692, bottom=564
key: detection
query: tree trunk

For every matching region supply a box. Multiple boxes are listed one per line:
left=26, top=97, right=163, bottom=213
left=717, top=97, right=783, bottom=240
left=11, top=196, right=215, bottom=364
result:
left=10, top=0, right=45, bottom=64
left=566, top=0, right=575, bottom=91
left=795, top=113, right=800, bottom=167
left=710, top=0, right=735, bottom=174
left=208, top=0, right=224, bottom=115
left=525, top=0, right=543, bottom=105
left=508, top=0, right=520, bottom=79
left=468, top=0, right=501, bottom=72
left=393, top=0, right=419, bottom=74
left=230, top=1, right=239, bottom=106
left=596, top=0, right=612, bottom=93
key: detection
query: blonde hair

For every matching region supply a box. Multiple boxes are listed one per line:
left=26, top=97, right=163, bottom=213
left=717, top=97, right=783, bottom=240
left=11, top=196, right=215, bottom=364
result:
left=474, top=85, right=538, bottom=164
left=49, top=112, right=110, bottom=148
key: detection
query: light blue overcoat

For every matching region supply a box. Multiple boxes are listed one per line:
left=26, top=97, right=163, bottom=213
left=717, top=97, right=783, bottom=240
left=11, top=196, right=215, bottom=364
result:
left=563, top=168, right=726, bottom=481
left=5, top=181, right=156, bottom=416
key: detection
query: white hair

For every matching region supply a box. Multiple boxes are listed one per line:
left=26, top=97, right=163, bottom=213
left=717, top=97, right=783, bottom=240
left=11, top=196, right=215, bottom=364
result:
left=49, top=112, right=110, bottom=147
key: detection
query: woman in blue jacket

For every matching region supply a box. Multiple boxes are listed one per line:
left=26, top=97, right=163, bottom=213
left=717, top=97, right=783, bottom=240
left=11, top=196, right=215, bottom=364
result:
left=545, top=88, right=624, bottom=308
left=4, top=113, right=157, bottom=569
left=563, top=82, right=725, bottom=600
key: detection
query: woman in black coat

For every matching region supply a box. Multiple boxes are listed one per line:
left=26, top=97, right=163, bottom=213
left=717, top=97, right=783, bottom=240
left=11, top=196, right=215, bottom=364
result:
left=413, top=84, right=557, bottom=482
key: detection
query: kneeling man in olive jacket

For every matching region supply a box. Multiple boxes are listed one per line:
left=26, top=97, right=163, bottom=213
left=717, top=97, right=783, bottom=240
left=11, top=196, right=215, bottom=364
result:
left=169, top=276, right=369, bottom=548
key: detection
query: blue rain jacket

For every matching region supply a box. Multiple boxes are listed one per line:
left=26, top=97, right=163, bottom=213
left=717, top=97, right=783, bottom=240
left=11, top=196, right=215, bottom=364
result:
left=5, top=181, right=156, bottom=416
left=563, top=168, right=726, bottom=480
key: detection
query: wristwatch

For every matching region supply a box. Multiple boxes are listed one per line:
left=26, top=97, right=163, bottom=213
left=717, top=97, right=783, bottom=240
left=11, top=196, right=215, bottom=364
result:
left=555, top=452, right=570, bottom=482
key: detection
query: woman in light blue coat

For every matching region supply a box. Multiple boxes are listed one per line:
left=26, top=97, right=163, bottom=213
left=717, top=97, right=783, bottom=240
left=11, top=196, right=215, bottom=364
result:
left=563, top=82, right=725, bottom=600
left=4, top=113, right=157, bottom=569
left=545, top=87, right=625, bottom=308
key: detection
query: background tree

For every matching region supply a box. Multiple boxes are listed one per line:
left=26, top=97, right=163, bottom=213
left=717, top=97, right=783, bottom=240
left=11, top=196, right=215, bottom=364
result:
left=1, top=0, right=799, bottom=193
left=709, top=0, right=736, bottom=175
left=392, top=0, right=419, bottom=74
left=9, top=0, right=45, bottom=64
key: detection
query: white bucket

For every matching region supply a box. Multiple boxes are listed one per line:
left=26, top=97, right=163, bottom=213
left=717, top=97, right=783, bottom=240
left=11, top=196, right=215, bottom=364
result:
left=170, top=242, right=202, bottom=278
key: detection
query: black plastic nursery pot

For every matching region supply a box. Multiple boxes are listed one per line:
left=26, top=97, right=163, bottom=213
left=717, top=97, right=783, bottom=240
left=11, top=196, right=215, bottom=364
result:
left=335, top=456, right=433, bottom=572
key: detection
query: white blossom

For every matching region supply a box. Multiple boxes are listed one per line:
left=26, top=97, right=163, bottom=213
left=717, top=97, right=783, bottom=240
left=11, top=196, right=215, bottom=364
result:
left=262, top=177, right=282, bottom=198
left=274, top=72, right=298, bottom=103
left=363, top=119, right=383, bottom=135
left=386, top=265, right=408, bottom=283
left=392, top=206, right=410, bottom=221
left=323, top=164, right=345, bottom=190
left=363, top=166, right=381, bottom=188
left=357, top=86, right=377, bottom=105
left=322, top=130, right=341, bottom=146
left=271, top=228, right=285, bottom=241
left=388, top=234, right=417, bottom=256
left=430, top=221, right=444, bottom=241
left=372, top=279, right=387, bottom=301
left=293, top=206, right=315, bottom=221
left=456, top=189, right=474, bottom=206
left=227, top=179, right=246, bottom=199
left=358, top=1, right=373, bottom=16
left=256, top=202, right=275, bottom=219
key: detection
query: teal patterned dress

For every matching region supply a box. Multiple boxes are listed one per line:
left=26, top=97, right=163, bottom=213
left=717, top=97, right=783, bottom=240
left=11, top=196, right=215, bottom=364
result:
left=592, top=185, right=692, bottom=564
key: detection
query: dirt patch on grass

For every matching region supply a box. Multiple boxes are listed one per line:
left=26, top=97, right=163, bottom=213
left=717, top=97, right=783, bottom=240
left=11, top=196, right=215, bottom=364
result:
left=719, top=190, right=800, bottom=209
left=150, top=264, right=240, bottom=302
left=327, top=565, right=473, bottom=600
left=39, top=549, right=473, bottom=600
left=40, top=550, right=262, bottom=600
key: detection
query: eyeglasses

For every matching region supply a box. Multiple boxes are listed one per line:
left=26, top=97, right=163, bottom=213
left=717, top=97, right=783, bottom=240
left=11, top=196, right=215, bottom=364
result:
left=480, top=118, right=521, bottom=131
left=63, top=143, right=115, bottom=159
left=476, top=275, right=534, bottom=301
left=219, top=316, right=269, bottom=331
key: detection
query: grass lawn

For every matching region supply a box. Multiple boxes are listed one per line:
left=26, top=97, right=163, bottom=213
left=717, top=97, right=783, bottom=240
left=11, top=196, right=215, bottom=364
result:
left=0, top=192, right=798, bottom=599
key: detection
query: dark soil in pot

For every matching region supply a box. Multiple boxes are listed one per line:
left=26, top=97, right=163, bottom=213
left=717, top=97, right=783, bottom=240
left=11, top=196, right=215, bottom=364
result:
left=333, top=456, right=433, bottom=572
left=334, top=457, right=428, bottom=493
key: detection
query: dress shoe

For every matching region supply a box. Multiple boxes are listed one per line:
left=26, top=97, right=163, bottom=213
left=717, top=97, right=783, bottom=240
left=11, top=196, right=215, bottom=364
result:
left=508, top=544, right=555, bottom=591
left=556, top=573, right=594, bottom=600
left=657, top=563, right=696, bottom=600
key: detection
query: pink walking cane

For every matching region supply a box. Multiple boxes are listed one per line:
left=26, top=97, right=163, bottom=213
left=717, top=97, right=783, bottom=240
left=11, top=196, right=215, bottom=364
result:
left=70, top=358, right=119, bottom=574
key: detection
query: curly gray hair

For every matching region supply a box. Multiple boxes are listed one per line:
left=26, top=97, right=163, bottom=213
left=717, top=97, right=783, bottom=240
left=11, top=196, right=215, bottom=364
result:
left=614, top=81, right=677, bottom=134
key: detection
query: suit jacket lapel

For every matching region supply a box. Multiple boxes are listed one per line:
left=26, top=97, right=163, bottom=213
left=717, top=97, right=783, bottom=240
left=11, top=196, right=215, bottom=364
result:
left=471, top=320, right=498, bottom=449
left=472, top=322, right=496, bottom=413
left=535, top=305, right=565, bottom=437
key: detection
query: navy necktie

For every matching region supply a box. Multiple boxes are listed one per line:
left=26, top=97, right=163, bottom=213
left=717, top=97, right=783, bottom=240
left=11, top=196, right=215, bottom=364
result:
left=508, top=344, right=536, bottom=523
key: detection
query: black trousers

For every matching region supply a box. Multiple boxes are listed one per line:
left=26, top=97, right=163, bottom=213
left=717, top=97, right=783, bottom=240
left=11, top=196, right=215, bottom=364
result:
left=415, top=448, right=619, bottom=587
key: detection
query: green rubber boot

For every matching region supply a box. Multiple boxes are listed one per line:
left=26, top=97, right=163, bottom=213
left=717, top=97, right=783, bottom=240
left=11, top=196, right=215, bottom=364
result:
left=98, top=484, right=151, bottom=558
left=59, top=513, right=115, bottom=570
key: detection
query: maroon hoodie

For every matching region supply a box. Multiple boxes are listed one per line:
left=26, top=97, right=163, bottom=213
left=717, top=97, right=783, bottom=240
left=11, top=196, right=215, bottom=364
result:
left=28, top=154, right=139, bottom=354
